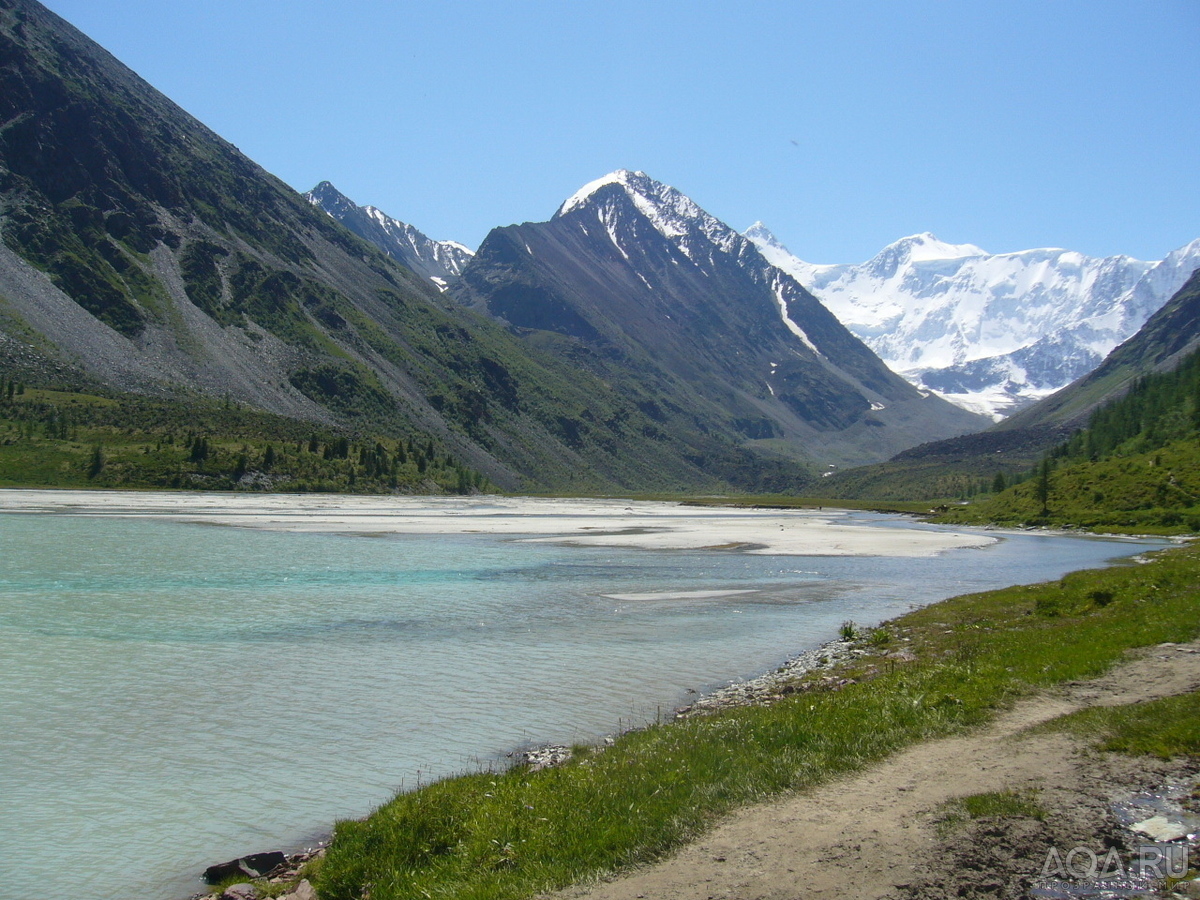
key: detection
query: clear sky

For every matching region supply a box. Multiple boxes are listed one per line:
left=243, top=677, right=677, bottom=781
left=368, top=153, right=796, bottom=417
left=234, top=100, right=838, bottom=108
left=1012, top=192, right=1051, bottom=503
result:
left=39, top=0, right=1200, bottom=264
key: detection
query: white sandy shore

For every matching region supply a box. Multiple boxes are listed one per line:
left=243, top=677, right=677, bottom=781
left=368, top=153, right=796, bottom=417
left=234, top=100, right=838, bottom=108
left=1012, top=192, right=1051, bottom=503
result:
left=0, top=489, right=995, bottom=557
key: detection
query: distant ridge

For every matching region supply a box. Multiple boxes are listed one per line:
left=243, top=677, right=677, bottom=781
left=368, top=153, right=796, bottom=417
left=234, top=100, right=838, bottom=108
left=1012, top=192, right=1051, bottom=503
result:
left=305, top=182, right=473, bottom=289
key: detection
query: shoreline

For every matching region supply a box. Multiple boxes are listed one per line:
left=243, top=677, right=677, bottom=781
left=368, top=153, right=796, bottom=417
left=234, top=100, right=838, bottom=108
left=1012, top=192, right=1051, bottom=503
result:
left=187, top=630, right=868, bottom=898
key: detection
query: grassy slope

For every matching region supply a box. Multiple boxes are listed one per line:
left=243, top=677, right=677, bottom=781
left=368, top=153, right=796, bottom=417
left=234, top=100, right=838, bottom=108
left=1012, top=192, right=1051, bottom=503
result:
left=796, top=424, right=1067, bottom=504
left=937, top=439, right=1200, bottom=534
left=307, top=542, right=1200, bottom=900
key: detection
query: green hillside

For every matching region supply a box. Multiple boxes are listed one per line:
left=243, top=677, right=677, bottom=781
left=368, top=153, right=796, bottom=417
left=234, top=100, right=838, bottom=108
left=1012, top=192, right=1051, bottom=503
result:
left=938, top=346, right=1200, bottom=533
left=0, top=380, right=491, bottom=493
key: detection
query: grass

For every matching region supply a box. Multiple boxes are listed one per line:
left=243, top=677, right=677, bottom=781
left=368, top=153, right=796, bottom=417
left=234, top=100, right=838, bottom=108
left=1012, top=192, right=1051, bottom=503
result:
left=313, top=542, right=1200, bottom=900
left=936, top=789, right=1047, bottom=836
left=1034, top=691, right=1200, bottom=759
left=960, top=789, right=1048, bottom=820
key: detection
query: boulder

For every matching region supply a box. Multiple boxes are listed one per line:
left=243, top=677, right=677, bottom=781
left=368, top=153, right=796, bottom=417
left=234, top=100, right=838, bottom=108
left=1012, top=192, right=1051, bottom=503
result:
left=221, top=884, right=259, bottom=900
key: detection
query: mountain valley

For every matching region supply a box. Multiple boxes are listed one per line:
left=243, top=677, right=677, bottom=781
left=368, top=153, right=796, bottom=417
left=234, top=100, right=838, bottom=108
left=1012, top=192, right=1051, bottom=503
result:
left=1, top=0, right=1197, bottom=508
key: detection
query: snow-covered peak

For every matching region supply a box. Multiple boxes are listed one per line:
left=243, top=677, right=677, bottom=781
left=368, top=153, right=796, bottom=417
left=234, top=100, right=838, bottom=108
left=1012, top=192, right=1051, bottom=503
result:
left=887, top=233, right=988, bottom=263
left=863, top=233, right=988, bottom=279
left=555, top=170, right=742, bottom=256
left=307, top=181, right=357, bottom=219
left=744, top=223, right=836, bottom=285
left=556, top=170, right=642, bottom=217
left=743, top=222, right=784, bottom=253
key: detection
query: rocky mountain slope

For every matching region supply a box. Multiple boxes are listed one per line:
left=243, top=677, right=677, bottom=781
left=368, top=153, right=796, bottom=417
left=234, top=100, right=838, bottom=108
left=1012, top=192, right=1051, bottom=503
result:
left=305, top=182, right=473, bottom=289
left=747, top=226, right=1200, bottom=419
left=450, top=170, right=987, bottom=470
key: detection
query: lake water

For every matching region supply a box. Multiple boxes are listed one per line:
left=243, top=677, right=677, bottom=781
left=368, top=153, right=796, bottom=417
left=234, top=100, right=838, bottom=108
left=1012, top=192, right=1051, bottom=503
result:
left=0, top=493, right=1168, bottom=899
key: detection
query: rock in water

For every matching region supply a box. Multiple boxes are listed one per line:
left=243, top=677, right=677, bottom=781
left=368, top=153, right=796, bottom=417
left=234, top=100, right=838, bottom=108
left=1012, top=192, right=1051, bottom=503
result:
left=203, top=851, right=287, bottom=883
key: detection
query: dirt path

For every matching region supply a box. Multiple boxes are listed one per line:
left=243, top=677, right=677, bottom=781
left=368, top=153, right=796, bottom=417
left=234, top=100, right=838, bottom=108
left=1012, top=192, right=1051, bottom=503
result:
left=555, top=641, right=1200, bottom=900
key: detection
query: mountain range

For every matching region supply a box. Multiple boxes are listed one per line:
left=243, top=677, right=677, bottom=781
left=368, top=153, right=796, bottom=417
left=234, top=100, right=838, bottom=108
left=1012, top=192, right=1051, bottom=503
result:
left=747, top=227, right=1200, bottom=419
left=316, top=180, right=1199, bottom=430
left=0, top=0, right=753, bottom=492
left=0, top=0, right=987, bottom=492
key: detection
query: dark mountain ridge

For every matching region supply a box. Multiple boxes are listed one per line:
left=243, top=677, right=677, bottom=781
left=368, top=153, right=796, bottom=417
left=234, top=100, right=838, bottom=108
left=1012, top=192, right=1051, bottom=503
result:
left=304, top=181, right=472, bottom=287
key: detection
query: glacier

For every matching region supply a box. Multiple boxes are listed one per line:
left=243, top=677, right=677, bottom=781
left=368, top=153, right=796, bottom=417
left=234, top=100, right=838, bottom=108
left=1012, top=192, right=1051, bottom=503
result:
left=746, top=225, right=1200, bottom=419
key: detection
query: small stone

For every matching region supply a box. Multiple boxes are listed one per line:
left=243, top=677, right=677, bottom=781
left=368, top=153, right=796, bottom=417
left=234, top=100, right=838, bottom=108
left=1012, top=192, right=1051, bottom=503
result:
left=221, top=884, right=259, bottom=900
left=279, top=880, right=318, bottom=900
left=1130, top=815, right=1188, bottom=842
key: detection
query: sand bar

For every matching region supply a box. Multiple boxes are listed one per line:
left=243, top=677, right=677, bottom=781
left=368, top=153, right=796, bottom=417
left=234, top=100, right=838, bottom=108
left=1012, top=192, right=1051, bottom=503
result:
left=0, top=489, right=995, bottom=557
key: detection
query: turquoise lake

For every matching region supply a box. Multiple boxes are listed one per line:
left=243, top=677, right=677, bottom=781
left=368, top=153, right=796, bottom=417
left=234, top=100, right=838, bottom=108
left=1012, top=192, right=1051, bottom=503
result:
left=0, top=495, right=1168, bottom=899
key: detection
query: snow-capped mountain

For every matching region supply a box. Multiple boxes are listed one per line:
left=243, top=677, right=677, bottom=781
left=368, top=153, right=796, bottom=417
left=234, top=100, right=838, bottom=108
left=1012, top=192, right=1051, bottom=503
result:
left=451, top=170, right=986, bottom=469
left=305, top=182, right=473, bottom=288
left=746, top=226, right=1200, bottom=419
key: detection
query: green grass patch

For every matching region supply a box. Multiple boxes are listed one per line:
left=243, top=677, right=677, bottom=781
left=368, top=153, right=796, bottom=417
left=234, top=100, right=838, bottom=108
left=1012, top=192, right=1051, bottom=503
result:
left=936, top=789, right=1047, bottom=836
left=1034, top=691, right=1200, bottom=759
left=315, top=543, right=1200, bottom=900
left=960, top=789, right=1047, bottom=820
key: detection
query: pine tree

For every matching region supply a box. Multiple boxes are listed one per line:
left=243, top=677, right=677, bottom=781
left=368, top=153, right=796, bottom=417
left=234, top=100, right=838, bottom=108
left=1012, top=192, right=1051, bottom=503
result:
left=88, top=444, right=105, bottom=479
left=1036, top=458, right=1053, bottom=516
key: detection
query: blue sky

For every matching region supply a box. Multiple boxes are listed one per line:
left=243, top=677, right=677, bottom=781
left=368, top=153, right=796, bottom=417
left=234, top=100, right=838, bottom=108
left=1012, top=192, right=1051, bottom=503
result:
left=41, top=0, right=1200, bottom=263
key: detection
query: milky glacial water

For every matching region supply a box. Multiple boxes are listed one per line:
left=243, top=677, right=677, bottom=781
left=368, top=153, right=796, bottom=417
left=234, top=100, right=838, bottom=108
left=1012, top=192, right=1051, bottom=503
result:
left=0, top=503, right=1167, bottom=899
